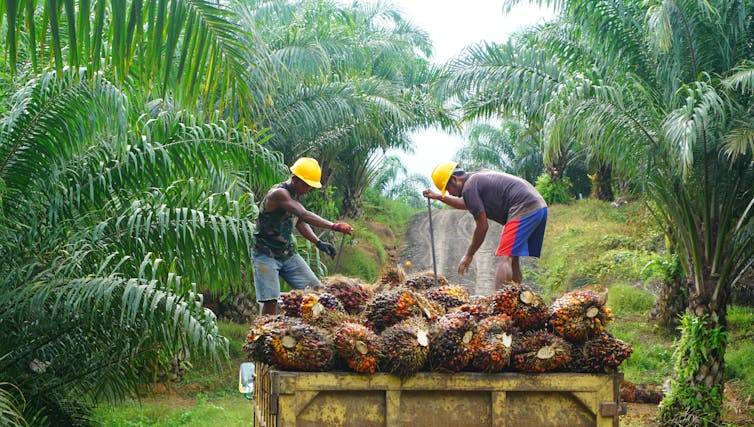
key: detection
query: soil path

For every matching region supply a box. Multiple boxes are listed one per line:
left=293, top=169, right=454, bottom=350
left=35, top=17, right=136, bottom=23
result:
left=401, top=208, right=503, bottom=296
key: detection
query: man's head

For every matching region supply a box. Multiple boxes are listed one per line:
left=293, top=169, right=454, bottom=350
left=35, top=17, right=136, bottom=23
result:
left=290, top=157, right=322, bottom=193
left=431, top=161, right=466, bottom=197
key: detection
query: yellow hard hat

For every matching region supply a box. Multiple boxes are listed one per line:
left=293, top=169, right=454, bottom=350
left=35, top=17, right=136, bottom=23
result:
left=431, top=161, right=458, bottom=196
left=290, top=157, right=322, bottom=188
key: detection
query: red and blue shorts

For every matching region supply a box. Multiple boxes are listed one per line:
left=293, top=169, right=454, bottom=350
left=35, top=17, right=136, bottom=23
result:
left=496, top=207, right=548, bottom=257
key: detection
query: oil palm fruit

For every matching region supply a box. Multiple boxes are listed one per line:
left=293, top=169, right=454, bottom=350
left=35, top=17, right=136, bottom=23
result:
left=550, top=287, right=613, bottom=342
left=268, top=323, right=334, bottom=371
left=404, top=271, right=449, bottom=291
left=379, top=317, right=430, bottom=377
left=334, top=322, right=382, bottom=374
left=374, top=264, right=407, bottom=293
left=300, top=293, right=349, bottom=330
left=468, top=314, right=517, bottom=373
left=428, top=311, right=477, bottom=372
left=489, top=284, right=548, bottom=331
left=425, top=285, right=471, bottom=309
left=364, top=288, right=424, bottom=332
left=511, top=330, right=572, bottom=373
left=323, top=275, right=374, bottom=314
left=569, top=332, right=633, bottom=373
left=457, top=295, right=493, bottom=321
left=243, top=315, right=299, bottom=365
left=281, top=290, right=306, bottom=317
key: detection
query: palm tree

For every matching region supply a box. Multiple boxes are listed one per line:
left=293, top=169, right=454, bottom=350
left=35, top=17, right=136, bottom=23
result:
left=1, top=0, right=267, bottom=121
left=499, top=0, right=754, bottom=424
left=0, top=69, right=283, bottom=424
left=235, top=0, right=451, bottom=217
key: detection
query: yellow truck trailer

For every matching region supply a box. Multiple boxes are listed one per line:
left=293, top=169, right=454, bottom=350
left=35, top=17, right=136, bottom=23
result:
left=240, top=362, right=627, bottom=427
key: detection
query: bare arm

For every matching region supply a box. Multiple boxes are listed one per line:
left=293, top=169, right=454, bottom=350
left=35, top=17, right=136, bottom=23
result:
left=421, top=189, right=467, bottom=210
left=296, top=220, right=319, bottom=244
left=458, top=212, right=489, bottom=275
left=266, top=187, right=333, bottom=230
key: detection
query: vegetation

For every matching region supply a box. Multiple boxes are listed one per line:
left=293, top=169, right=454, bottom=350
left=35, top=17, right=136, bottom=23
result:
left=1, top=0, right=752, bottom=424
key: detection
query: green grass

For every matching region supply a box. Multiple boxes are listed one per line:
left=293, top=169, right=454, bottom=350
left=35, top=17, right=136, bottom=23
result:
left=726, top=305, right=754, bottom=395
left=92, top=321, right=252, bottom=426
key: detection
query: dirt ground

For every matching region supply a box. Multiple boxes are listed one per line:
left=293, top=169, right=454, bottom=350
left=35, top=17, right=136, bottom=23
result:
left=401, top=208, right=503, bottom=295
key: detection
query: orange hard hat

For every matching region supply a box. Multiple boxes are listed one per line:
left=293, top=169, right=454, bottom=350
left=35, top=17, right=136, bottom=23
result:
left=290, top=157, right=322, bottom=188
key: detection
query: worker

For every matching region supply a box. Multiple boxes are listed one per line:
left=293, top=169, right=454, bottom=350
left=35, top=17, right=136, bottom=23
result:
left=253, top=157, right=353, bottom=315
left=422, top=161, right=547, bottom=289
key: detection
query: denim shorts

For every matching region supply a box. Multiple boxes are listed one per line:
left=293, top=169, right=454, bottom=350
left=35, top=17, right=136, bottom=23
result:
left=252, top=252, right=321, bottom=302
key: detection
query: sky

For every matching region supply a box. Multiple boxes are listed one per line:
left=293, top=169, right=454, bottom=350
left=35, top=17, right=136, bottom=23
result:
left=384, top=1, right=555, bottom=180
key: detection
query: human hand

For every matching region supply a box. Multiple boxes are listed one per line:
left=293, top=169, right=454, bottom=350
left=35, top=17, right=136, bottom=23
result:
left=316, top=240, right=337, bottom=259
left=458, top=254, right=472, bottom=276
left=422, top=189, right=439, bottom=199
left=331, top=222, right=353, bottom=235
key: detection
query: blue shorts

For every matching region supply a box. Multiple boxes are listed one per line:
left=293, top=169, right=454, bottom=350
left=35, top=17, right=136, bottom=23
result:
left=496, top=207, right=548, bottom=257
left=252, top=252, right=320, bottom=302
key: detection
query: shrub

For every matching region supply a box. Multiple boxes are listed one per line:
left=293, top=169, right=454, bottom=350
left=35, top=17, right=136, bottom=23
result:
left=535, top=174, right=572, bottom=205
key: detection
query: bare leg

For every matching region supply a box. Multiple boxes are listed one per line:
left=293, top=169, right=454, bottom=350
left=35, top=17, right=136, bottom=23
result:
left=260, top=300, right=278, bottom=315
left=511, top=256, right=522, bottom=284
left=495, top=255, right=522, bottom=289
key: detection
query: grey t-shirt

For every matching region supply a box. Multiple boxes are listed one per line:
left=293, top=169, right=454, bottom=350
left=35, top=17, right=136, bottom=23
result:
left=461, top=170, right=547, bottom=225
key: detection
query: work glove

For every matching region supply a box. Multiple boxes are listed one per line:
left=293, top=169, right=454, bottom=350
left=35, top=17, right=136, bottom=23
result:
left=331, top=222, right=353, bottom=234
left=316, top=240, right=337, bottom=259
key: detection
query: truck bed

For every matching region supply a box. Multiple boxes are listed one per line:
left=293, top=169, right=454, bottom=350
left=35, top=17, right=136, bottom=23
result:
left=253, top=362, right=626, bottom=427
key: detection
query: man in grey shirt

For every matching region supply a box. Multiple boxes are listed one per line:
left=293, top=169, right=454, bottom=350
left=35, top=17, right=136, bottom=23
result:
left=423, top=161, right=548, bottom=288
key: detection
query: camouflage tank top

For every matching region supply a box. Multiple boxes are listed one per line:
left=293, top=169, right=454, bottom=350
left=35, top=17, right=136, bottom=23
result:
left=253, top=182, right=298, bottom=260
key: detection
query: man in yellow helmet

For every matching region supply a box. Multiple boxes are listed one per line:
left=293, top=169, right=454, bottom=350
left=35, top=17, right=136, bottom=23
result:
left=253, top=157, right=353, bottom=315
left=423, top=161, right=547, bottom=289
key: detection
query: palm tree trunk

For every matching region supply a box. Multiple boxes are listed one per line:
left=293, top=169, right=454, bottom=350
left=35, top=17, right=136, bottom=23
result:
left=660, top=277, right=728, bottom=426
left=649, top=277, right=687, bottom=331
left=589, top=163, right=614, bottom=201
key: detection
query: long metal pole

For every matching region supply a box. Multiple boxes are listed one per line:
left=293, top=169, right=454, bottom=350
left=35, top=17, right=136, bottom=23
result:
left=426, top=197, right=439, bottom=287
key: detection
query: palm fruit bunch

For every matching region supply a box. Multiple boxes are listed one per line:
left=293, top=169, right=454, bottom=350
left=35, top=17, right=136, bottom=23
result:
left=427, top=311, right=477, bottom=372
left=457, top=295, right=493, bottom=321
left=267, top=322, right=334, bottom=371
left=569, top=332, right=633, bottom=373
left=364, top=288, right=424, bottom=332
left=243, top=315, right=298, bottom=364
left=300, top=293, right=349, bottom=329
left=550, top=287, right=613, bottom=342
left=281, top=290, right=307, bottom=317
left=468, top=314, right=517, bottom=373
left=373, top=264, right=407, bottom=293
left=334, top=321, right=382, bottom=374
left=489, top=284, right=548, bottom=330
left=413, top=292, right=447, bottom=321
left=511, top=330, right=572, bottom=373
left=620, top=381, right=664, bottom=404
left=403, top=271, right=448, bottom=291
left=425, top=285, right=471, bottom=310
left=322, top=275, right=374, bottom=314
left=379, top=317, right=430, bottom=377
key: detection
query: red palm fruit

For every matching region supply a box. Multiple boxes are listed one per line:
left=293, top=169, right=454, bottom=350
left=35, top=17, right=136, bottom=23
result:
left=323, top=276, right=374, bottom=314
left=570, top=332, right=633, bottom=373
left=364, top=288, right=424, bottom=332
left=550, top=287, right=614, bottom=342
left=268, top=323, right=334, bottom=371
left=427, top=311, right=477, bottom=372
left=468, top=314, right=517, bottom=373
left=425, top=285, right=471, bottom=309
left=281, top=290, right=306, bottom=317
left=511, top=330, right=572, bottom=373
left=379, top=317, right=430, bottom=377
left=334, top=322, right=382, bottom=374
left=490, top=284, right=548, bottom=331
left=403, top=271, right=449, bottom=291
left=243, top=315, right=300, bottom=365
